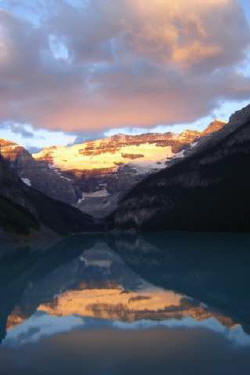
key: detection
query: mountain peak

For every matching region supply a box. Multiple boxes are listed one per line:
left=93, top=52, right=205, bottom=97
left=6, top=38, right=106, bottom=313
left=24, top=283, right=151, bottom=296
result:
left=0, top=139, right=16, bottom=147
left=0, top=139, right=32, bottom=163
left=202, top=120, right=226, bottom=135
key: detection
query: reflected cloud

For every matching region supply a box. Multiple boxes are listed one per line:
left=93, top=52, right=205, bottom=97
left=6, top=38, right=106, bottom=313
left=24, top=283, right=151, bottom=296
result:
left=4, top=312, right=83, bottom=346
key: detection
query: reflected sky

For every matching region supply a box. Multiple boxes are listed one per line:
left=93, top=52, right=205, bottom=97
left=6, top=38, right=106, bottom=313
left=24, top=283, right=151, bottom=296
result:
left=0, top=233, right=250, bottom=374
left=1, top=326, right=250, bottom=375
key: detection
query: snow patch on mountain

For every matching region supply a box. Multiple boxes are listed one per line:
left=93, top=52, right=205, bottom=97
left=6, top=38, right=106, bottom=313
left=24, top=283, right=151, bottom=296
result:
left=21, top=177, right=32, bottom=187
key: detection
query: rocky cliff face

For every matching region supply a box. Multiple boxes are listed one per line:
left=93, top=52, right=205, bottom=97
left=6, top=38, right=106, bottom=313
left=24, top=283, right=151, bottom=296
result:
left=109, top=104, right=250, bottom=232
left=29, top=120, right=225, bottom=218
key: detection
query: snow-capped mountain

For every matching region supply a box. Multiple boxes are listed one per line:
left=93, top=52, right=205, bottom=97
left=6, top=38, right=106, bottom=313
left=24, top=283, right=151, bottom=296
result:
left=34, top=126, right=224, bottom=173
left=31, top=121, right=225, bottom=217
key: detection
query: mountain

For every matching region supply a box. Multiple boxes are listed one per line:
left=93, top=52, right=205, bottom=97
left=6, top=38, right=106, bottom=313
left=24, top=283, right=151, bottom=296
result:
left=0, top=140, right=79, bottom=205
left=0, top=155, right=97, bottom=242
left=111, top=232, right=250, bottom=333
left=202, top=120, right=225, bottom=135
left=108, top=104, right=250, bottom=232
left=30, top=120, right=225, bottom=218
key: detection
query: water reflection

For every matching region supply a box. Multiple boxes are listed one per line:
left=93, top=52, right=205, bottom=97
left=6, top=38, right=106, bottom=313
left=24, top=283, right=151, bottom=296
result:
left=1, top=233, right=250, bottom=374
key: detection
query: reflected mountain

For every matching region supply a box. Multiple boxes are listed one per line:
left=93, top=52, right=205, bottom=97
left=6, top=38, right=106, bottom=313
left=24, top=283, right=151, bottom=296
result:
left=1, top=232, right=250, bottom=347
left=111, top=232, right=250, bottom=333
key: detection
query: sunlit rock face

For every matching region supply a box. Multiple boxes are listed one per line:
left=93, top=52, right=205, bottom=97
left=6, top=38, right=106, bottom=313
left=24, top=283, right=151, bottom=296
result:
left=36, top=287, right=235, bottom=328
left=0, top=139, right=31, bottom=164
left=33, top=125, right=224, bottom=173
left=110, top=104, right=250, bottom=232
left=31, top=121, right=225, bottom=217
left=202, top=120, right=226, bottom=135
left=6, top=307, right=29, bottom=330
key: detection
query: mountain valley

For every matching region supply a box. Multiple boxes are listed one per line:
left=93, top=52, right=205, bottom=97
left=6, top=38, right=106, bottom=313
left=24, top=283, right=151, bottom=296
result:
left=0, top=121, right=225, bottom=219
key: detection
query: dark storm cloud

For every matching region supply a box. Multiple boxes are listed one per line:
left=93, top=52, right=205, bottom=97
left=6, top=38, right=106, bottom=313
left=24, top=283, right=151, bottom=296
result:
left=0, top=0, right=249, bottom=132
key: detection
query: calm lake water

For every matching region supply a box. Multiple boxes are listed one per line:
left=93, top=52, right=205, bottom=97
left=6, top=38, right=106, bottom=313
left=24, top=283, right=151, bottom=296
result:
left=1, top=232, right=250, bottom=375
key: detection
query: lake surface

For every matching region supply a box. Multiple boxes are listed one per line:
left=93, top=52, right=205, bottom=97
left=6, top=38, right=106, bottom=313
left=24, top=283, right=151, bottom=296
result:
left=1, top=232, right=250, bottom=375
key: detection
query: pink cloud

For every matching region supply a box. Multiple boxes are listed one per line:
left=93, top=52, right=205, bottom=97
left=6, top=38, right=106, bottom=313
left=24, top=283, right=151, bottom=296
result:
left=0, top=0, right=249, bottom=132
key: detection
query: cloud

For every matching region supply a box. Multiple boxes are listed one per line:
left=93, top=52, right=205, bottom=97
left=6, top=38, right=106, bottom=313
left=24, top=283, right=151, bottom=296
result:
left=1, top=123, right=34, bottom=138
left=0, top=122, right=77, bottom=148
left=0, top=0, right=249, bottom=133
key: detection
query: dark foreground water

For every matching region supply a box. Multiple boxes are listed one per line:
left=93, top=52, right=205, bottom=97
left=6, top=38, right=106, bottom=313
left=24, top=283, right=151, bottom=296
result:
left=1, top=232, right=250, bottom=375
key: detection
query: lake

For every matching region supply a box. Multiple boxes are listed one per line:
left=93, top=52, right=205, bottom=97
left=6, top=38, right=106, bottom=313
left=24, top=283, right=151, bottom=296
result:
left=0, top=232, right=250, bottom=375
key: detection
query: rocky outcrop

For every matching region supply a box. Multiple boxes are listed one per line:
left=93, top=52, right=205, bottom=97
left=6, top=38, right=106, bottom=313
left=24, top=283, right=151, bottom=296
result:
left=109, top=104, right=250, bottom=232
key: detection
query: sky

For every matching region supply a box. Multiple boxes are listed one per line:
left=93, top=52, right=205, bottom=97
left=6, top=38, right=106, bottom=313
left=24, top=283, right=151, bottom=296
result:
left=0, top=0, right=250, bottom=149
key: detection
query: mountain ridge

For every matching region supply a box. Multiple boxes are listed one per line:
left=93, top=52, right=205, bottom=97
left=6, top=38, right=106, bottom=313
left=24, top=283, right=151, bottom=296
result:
left=108, top=105, right=250, bottom=232
left=33, top=120, right=225, bottom=173
left=0, top=120, right=226, bottom=219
